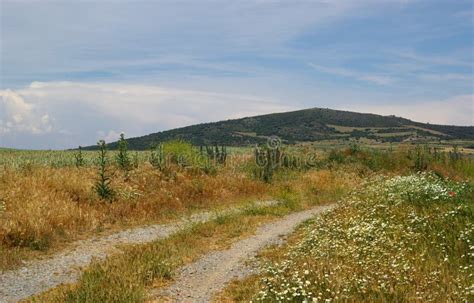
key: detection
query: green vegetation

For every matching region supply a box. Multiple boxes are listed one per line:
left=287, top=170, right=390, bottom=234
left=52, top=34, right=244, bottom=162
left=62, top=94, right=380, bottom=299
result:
left=80, top=107, right=474, bottom=150
left=201, top=145, right=228, bottom=165
left=253, top=145, right=281, bottom=183
left=74, top=146, right=85, bottom=168
left=94, top=140, right=114, bottom=200
left=0, top=148, right=151, bottom=169
left=148, top=143, right=166, bottom=171
left=116, top=133, right=131, bottom=173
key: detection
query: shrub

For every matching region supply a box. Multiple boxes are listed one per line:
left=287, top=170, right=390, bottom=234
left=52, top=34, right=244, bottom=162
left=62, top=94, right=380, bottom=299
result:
left=162, top=140, right=199, bottom=167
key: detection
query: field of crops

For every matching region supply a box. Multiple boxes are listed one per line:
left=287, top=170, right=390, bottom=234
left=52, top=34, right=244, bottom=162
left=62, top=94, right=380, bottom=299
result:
left=0, top=148, right=133, bottom=169
left=0, top=146, right=254, bottom=170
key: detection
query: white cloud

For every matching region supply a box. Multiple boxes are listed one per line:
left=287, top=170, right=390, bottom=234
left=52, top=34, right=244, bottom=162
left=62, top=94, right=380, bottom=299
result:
left=340, top=94, right=474, bottom=126
left=19, top=81, right=295, bottom=127
left=1, top=81, right=296, bottom=148
left=308, top=63, right=394, bottom=85
left=0, top=89, right=53, bottom=135
left=97, top=130, right=122, bottom=143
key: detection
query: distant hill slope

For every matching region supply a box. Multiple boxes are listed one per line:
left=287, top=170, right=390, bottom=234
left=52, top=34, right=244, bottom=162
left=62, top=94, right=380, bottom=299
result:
left=84, top=107, right=474, bottom=150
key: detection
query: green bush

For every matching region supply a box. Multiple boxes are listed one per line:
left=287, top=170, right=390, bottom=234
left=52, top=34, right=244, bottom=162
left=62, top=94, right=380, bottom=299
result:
left=162, top=140, right=199, bottom=167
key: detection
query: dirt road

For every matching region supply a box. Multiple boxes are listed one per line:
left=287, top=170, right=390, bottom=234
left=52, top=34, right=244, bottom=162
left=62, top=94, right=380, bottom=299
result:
left=152, top=204, right=334, bottom=302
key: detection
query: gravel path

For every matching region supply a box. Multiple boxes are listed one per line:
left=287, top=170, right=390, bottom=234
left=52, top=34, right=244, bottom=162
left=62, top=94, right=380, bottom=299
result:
left=152, top=204, right=334, bottom=303
left=0, top=200, right=278, bottom=303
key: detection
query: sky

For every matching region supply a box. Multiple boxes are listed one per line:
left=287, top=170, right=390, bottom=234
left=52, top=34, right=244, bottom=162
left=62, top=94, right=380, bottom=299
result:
left=0, top=0, right=473, bottom=149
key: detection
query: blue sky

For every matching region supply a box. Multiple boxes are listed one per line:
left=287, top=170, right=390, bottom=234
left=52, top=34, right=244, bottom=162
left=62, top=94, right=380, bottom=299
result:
left=0, top=0, right=473, bottom=149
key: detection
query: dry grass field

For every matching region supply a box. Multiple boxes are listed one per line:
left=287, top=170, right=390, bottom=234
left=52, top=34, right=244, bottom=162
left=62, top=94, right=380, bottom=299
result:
left=0, top=149, right=267, bottom=270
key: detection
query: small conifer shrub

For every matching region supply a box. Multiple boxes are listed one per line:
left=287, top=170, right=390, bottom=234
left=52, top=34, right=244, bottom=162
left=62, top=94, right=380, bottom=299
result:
left=95, top=140, right=114, bottom=200
left=116, top=133, right=131, bottom=173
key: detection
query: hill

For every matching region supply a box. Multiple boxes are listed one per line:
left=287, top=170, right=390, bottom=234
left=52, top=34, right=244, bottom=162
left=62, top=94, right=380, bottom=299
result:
left=84, top=107, right=474, bottom=150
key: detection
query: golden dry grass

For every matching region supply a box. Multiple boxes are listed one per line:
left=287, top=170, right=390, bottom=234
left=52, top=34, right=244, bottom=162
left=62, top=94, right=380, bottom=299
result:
left=0, top=161, right=268, bottom=270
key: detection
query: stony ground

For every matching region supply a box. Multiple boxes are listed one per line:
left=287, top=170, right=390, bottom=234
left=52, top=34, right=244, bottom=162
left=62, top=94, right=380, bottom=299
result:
left=0, top=200, right=278, bottom=303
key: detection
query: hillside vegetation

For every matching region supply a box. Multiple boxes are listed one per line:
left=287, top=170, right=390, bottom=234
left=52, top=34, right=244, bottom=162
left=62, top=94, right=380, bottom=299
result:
left=84, top=108, right=474, bottom=150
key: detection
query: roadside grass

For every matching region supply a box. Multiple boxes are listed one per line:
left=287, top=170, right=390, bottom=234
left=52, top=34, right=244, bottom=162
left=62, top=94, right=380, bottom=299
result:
left=26, top=168, right=359, bottom=302
left=219, top=173, right=474, bottom=302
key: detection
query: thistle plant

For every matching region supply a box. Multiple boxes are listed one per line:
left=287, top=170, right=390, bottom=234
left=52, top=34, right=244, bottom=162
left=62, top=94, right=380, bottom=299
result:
left=150, top=143, right=174, bottom=177
left=254, top=145, right=280, bottom=183
left=449, top=145, right=461, bottom=165
left=204, top=144, right=227, bottom=165
left=149, top=144, right=166, bottom=170
left=95, top=140, right=114, bottom=200
left=116, top=133, right=131, bottom=173
left=414, top=145, right=427, bottom=172
left=216, top=145, right=227, bottom=165
left=206, top=145, right=215, bottom=161
left=74, top=146, right=85, bottom=167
